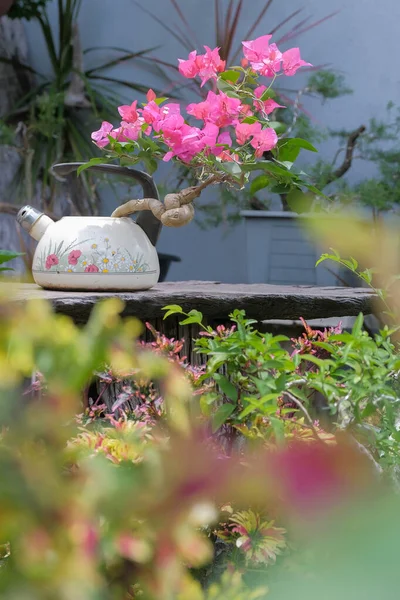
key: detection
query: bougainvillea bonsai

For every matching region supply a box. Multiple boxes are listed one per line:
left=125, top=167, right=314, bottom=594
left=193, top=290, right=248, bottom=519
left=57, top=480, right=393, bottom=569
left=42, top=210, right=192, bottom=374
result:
left=84, top=35, right=319, bottom=227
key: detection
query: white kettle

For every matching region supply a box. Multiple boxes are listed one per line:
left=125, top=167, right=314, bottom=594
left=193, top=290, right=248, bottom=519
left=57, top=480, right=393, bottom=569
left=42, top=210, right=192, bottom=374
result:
left=16, top=163, right=163, bottom=291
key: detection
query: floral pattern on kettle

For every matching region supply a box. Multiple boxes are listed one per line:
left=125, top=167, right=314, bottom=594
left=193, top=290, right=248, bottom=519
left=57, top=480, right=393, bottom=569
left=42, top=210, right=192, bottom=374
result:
left=34, top=238, right=151, bottom=274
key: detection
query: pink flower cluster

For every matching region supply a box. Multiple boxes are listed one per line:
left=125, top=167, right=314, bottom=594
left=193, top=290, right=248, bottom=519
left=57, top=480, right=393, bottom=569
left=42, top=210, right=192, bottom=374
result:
left=242, top=35, right=311, bottom=77
left=178, top=46, right=226, bottom=87
left=91, top=35, right=311, bottom=166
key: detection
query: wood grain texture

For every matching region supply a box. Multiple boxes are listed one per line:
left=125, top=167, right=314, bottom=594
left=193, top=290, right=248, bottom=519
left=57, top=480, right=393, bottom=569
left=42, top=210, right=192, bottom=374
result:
left=2, top=281, right=377, bottom=324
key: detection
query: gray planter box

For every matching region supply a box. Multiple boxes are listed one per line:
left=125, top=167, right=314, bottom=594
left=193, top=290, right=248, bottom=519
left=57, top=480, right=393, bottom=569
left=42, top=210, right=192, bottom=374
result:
left=241, top=211, right=340, bottom=286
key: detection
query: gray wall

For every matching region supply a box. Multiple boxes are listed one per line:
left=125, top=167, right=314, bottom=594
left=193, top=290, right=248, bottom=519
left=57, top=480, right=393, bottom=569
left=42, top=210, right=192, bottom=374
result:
left=23, top=0, right=400, bottom=283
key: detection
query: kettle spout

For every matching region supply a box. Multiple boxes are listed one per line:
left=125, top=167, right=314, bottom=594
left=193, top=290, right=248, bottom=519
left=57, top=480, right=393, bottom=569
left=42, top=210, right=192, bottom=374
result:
left=16, top=206, right=54, bottom=242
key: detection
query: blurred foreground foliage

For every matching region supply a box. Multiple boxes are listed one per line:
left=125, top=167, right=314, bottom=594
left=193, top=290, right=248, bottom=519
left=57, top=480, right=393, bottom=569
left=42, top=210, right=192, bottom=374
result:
left=1, top=223, right=400, bottom=599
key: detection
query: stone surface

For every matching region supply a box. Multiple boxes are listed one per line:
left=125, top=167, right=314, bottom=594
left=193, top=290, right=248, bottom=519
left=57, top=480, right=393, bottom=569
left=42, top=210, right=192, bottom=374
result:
left=2, top=281, right=377, bottom=324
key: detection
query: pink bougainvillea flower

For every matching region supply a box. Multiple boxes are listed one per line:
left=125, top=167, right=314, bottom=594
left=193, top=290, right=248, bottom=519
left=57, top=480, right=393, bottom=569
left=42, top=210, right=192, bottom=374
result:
left=235, top=121, right=262, bottom=145
left=242, top=35, right=272, bottom=63
left=253, top=87, right=285, bottom=115
left=254, top=85, right=267, bottom=98
left=211, top=131, right=232, bottom=157
left=68, top=249, right=82, bottom=265
left=262, top=98, right=285, bottom=115
left=85, top=264, right=99, bottom=273
left=187, top=91, right=242, bottom=128
left=250, top=127, right=278, bottom=158
left=217, top=131, right=232, bottom=146
left=162, top=122, right=220, bottom=163
left=282, top=47, right=312, bottom=76
left=242, top=37, right=282, bottom=77
left=91, top=121, right=114, bottom=148
left=257, top=43, right=282, bottom=77
left=153, top=107, right=184, bottom=134
left=181, top=122, right=220, bottom=160
left=117, top=120, right=145, bottom=142
left=146, top=89, right=156, bottom=102
left=178, top=50, right=201, bottom=79
left=218, top=149, right=240, bottom=163
left=144, top=102, right=181, bottom=128
left=45, top=254, right=59, bottom=270
left=186, top=98, right=211, bottom=122
left=118, top=100, right=139, bottom=123
left=178, top=46, right=225, bottom=87
left=197, top=45, right=226, bottom=86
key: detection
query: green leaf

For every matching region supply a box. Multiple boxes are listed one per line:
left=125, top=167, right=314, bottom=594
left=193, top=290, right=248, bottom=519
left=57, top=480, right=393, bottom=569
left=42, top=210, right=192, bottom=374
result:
left=217, top=79, right=240, bottom=97
left=243, top=161, right=292, bottom=178
left=250, top=174, right=270, bottom=195
left=0, top=267, right=14, bottom=272
left=286, top=189, right=314, bottom=213
left=269, top=416, right=285, bottom=443
left=0, top=250, right=25, bottom=266
left=212, top=404, right=235, bottom=433
left=266, top=121, right=287, bottom=135
left=200, top=394, right=217, bottom=417
left=213, top=373, right=238, bottom=402
left=219, top=70, right=240, bottom=83
left=282, top=138, right=318, bottom=152
left=179, top=309, right=203, bottom=326
left=278, top=145, right=301, bottom=164
left=260, top=88, right=276, bottom=101
left=351, top=313, right=364, bottom=337
left=270, top=183, right=292, bottom=194
left=162, top=305, right=183, bottom=320
left=242, top=116, right=259, bottom=125
left=220, top=161, right=242, bottom=178
left=77, top=158, right=107, bottom=175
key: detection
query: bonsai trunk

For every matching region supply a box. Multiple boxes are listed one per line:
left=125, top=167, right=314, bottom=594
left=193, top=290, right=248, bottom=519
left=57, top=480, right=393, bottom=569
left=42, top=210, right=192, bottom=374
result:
left=0, top=0, right=14, bottom=17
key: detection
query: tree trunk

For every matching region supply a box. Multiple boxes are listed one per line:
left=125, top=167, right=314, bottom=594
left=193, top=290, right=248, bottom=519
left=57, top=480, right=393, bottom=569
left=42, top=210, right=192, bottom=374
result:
left=0, top=0, right=14, bottom=18
left=0, top=16, right=32, bottom=272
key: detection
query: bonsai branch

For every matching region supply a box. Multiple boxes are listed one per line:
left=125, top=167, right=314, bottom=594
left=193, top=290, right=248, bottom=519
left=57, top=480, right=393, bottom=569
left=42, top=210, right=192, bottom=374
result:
left=323, top=125, right=366, bottom=186
left=0, top=203, right=58, bottom=221
left=111, top=175, right=223, bottom=227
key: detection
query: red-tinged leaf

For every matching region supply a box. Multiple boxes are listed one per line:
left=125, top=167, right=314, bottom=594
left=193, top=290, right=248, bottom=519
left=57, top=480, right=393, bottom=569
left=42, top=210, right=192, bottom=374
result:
left=86, top=47, right=160, bottom=75
left=223, top=0, right=244, bottom=61
left=215, top=0, right=222, bottom=48
left=277, top=11, right=339, bottom=45
left=169, top=0, right=201, bottom=49
left=269, top=8, right=303, bottom=36
left=132, top=0, right=192, bottom=52
left=231, top=0, right=274, bottom=62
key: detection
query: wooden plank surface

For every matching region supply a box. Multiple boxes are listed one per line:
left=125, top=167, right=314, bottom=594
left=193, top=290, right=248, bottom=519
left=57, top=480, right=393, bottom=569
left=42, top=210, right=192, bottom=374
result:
left=1, top=281, right=377, bottom=324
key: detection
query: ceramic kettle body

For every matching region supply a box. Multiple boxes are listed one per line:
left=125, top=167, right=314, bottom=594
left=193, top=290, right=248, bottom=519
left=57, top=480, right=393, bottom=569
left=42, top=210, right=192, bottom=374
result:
left=32, top=215, right=159, bottom=291
left=16, top=163, right=163, bottom=291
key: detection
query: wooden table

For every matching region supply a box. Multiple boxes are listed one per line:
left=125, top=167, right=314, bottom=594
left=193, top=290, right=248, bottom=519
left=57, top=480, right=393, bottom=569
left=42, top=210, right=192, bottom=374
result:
left=4, top=281, right=376, bottom=325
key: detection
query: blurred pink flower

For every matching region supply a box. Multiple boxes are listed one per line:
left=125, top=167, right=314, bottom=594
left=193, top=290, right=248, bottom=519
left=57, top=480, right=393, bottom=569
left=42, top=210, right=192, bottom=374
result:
left=178, top=50, right=201, bottom=79
left=118, top=100, right=139, bottom=123
left=187, top=91, right=242, bottom=128
left=254, top=86, right=285, bottom=114
left=250, top=127, right=278, bottom=157
left=91, top=121, right=113, bottom=148
left=235, top=121, right=261, bottom=145
left=243, top=37, right=285, bottom=77
left=178, top=46, right=225, bottom=87
left=242, top=35, right=273, bottom=63
left=282, top=47, right=312, bottom=76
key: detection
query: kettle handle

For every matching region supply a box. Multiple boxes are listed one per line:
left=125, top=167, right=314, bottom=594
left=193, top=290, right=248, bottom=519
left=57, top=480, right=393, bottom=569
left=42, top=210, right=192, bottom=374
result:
left=51, top=162, right=162, bottom=246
